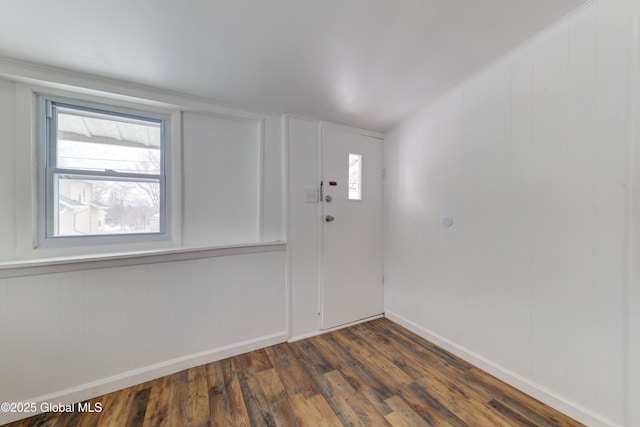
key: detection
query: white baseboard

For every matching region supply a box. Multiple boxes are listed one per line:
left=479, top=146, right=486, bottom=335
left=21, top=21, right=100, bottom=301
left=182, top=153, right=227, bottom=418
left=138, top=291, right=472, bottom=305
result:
left=384, top=311, right=620, bottom=427
left=0, top=331, right=288, bottom=425
left=288, top=314, right=384, bottom=343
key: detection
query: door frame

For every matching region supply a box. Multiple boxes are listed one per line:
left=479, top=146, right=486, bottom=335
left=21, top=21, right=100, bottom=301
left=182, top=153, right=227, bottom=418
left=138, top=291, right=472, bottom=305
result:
left=318, top=122, right=385, bottom=330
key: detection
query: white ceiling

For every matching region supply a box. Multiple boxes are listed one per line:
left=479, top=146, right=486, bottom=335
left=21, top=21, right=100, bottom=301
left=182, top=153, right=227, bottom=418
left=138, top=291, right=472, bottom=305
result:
left=0, top=0, right=589, bottom=132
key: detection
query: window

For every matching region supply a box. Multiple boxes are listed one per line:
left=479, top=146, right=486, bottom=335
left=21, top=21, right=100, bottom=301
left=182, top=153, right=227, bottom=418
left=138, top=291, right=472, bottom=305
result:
left=348, top=153, right=362, bottom=200
left=38, top=96, right=170, bottom=245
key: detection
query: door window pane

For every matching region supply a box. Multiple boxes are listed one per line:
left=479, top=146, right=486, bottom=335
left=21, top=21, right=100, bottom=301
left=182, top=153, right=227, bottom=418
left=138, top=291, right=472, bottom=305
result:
left=348, top=153, right=362, bottom=200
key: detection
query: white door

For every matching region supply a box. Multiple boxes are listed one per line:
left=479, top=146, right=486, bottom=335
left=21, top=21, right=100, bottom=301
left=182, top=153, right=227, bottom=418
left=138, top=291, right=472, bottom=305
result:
left=321, top=126, right=384, bottom=330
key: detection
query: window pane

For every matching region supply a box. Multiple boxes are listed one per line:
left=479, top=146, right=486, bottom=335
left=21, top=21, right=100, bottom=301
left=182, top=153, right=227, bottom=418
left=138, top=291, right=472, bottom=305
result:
left=54, top=176, right=161, bottom=236
left=348, top=153, right=362, bottom=200
left=56, top=109, right=161, bottom=174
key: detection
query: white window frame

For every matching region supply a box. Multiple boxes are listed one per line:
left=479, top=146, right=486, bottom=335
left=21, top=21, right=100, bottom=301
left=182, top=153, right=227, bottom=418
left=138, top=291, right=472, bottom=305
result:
left=37, top=95, right=172, bottom=247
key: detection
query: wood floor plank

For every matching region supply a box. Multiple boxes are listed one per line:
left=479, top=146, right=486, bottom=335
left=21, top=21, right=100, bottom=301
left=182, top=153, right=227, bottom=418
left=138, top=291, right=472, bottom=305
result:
left=249, top=349, right=274, bottom=373
left=232, top=352, right=253, bottom=372
left=19, top=411, right=60, bottom=427
left=289, top=341, right=366, bottom=426
left=141, top=373, right=174, bottom=427
left=322, top=325, right=459, bottom=426
left=169, top=370, right=189, bottom=427
left=96, top=389, right=129, bottom=426
left=415, top=367, right=516, bottom=426
left=384, top=395, right=430, bottom=427
left=255, top=368, right=298, bottom=426
left=305, top=395, right=343, bottom=426
left=350, top=322, right=425, bottom=381
left=264, top=344, right=319, bottom=399
left=287, top=395, right=320, bottom=427
left=371, top=319, right=580, bottom=426
left=206, top=360, right=235, bottom=427
left=53, top=408, right=81, bottom=427
left=287, top=394, right=342, bottom=427
left=334, top=328, right=414, bottom=385
left=126, top=386, right=151, bottom=427
left=308, top=331, right=393, bottom=415
left=323, top=369, right=391, bottom=426
left=186, top=365, right=210, bottom=427
left=364, top=320, right=515, bottom=424
left=5, top=318, right=584, bottom=427
left=237, top=367, right=277, bottom=426
left=467, top=367, right=571, bottom=427
left=222, top=359, right=252, bottom=427
left=74, top=397, right=103, bottom=427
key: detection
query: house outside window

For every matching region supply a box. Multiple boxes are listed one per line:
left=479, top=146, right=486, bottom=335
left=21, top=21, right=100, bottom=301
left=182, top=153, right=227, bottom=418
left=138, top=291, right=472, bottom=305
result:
left=38, top=95, right=171, bottom=246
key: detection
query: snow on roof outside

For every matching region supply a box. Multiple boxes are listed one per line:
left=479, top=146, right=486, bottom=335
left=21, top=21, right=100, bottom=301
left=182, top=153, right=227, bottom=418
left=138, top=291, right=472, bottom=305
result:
left=57, top=139, right=160, bottom=174
left=57, top=112, right=161, bottom=148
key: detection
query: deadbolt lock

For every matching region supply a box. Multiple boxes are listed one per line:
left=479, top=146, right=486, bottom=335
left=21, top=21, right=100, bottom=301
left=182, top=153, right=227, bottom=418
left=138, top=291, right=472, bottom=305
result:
left=325, top=215, right=335, bottom=222
left=325, top=195, right=333, bottom=203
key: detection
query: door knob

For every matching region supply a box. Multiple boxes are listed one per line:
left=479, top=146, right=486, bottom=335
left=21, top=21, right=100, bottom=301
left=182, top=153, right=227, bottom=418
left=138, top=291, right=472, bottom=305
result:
left=325, top=195, right=333, bottom=203
left=325, top=215, right=335, bottom=222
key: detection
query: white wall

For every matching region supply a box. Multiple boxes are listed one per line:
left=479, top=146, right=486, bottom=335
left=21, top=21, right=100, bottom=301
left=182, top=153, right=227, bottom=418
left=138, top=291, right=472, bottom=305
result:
left=287, top=117, right=322, bottom=339
left=384, top=1, right=638, bottom=426
left=0, top=63, right=288, bottom=424
left=183, top=112, right=262, bottom=246
left=0, top=77, right=285, bottom=261
left=0, top=80, right=16, bottom=261
left=0, top=250, right=286, bottom=424
left=181, top=111, right=284, bottom=246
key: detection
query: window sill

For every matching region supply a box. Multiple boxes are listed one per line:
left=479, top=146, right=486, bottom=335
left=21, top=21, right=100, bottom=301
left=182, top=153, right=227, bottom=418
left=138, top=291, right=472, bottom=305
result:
left=0, top=241, right=287, bottom=279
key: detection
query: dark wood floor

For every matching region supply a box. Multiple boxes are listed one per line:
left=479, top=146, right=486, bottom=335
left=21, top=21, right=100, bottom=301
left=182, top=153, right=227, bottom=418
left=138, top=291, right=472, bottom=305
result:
left=4, top=318, right=583, bottom=426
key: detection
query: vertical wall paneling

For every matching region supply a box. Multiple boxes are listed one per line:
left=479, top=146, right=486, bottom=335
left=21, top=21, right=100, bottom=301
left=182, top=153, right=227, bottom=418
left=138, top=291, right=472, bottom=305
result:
left=508, top=45, right=533, bottom=378
left=208, top=252, right=286, bottom=344
left=182, top=112, right=262, bottom=246
left=383, top=126, right=401, bottom=314
left=0, top=279, right=7, bottom=401
left=405, top=114, right=425, bottom=325
left=147, top=261, right=189, bottom=364
left=287, top=117, right=322, bottom=339
left=530, top=20, right=570, bottom=396
left=258, top=118, right=265, bottom=242
left=85, top=268, right=131, bottom=381
left=6, top=275, right=62, bottom=400
left=60, top=271, right=88, bottom=389
left=398, top=116, right=419, bottom=324
left=460, top=80, right=480, bottom=354
left=0, top=80, right=15, bottom=260
left=384, top=1, right=636, bottom=424
left=189, top=258, right=217, bottom=353
left=13, top=84, right=35, bottom=259
left=566, top=5, right=598, bottom=409
left=0, top=250, right=287, bottom=425
left=477, top=61, right=512, bottom=368
left=127, top=266, right=149, bottom=371
left=629, top=10, right=640, bottom=427
left=593, top=1, right=629, bottom=420
left=174, top=262, right=193, bottom=355
left=263, top=116, right=285, bottom=242
left=435, top=90, right=465, bottom=344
